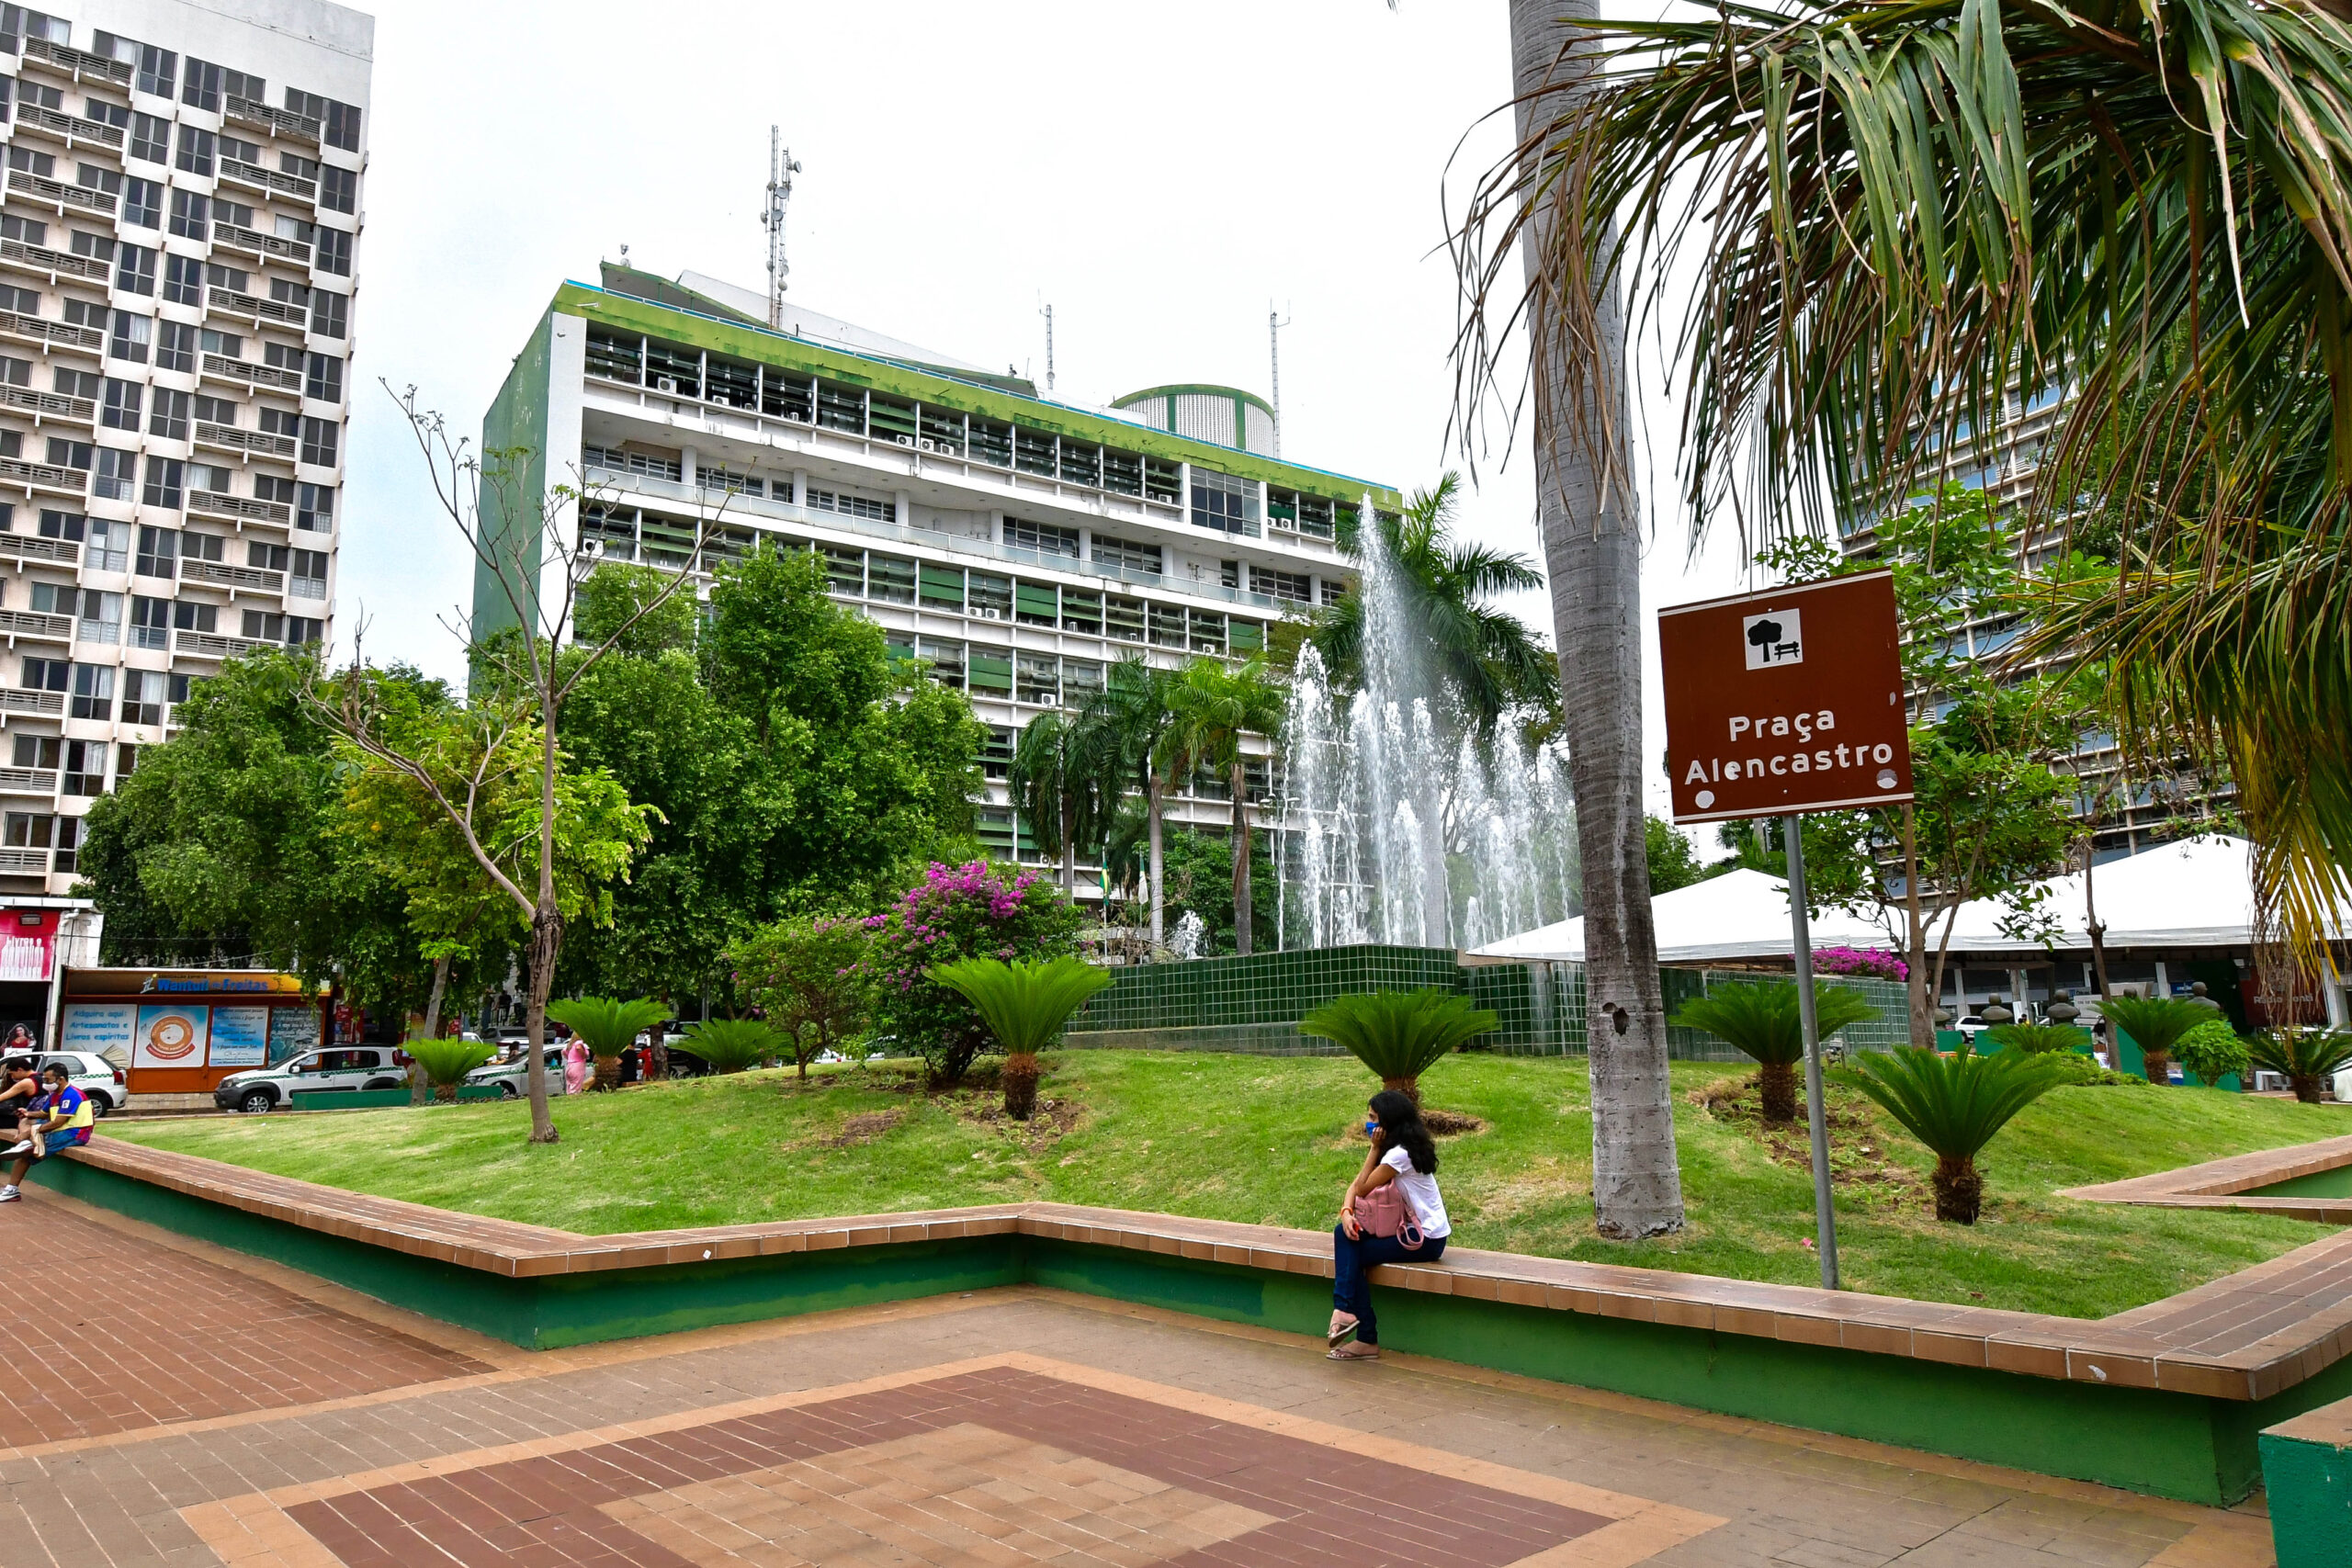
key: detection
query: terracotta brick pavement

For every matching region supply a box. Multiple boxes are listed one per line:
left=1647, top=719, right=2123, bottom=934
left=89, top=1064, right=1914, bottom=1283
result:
left=0, top=1194, right=488, bottom=1446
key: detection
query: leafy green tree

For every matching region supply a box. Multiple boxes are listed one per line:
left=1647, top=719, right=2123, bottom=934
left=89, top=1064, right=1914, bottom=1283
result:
left=76, top=650, right=432, bottom=1021
left=1074, top=660, right=1182, bottom=943
left=929, top=955, right=1112, bottom=1118
left=574, top=560, right=697, bottom=656
left=731, top=916, right=872, bottom=1077
left=2176, top=1021, right=2251, bottom=1089
left=1668, top=980, right=1881, bottom=1124
left=1307, top=473, right=1555, bottom=738
left=1300, top=988, right=1498, bottom=1102
left=1164, top=658, right=1285, bottom=955
left=1155, top=828, right=1275, bottom=959
left=1645, top=817, right=1719, bottom=896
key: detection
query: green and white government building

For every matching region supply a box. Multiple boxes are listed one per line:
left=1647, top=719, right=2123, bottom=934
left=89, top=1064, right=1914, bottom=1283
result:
left=475, top=265, right=1396, bottom=882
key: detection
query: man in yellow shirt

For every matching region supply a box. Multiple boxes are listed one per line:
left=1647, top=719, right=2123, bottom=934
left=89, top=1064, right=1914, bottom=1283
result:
left=0, top=1064, right=93, bottom=1201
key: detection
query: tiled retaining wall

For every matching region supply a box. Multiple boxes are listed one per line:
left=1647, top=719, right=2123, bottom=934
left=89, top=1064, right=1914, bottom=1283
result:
left=1065, top=945, right=1909, bottom=1061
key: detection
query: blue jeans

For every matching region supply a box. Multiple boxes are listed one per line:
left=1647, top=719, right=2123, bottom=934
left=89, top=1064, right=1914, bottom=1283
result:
left=1332, top=1224, right=1446, bottom=1346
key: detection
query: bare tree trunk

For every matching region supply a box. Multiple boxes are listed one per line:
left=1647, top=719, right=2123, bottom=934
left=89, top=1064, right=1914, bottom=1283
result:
left=2083, top=840, right=2113, bottom=1001
left=1148, top=773, right=1166, bottom=947
left=1902, top=807, right=1935, bottom=1046
left=524, top=906, right=561, bottom=1143
left=1511, top=0, right=1682, bottom=1237
left=1230, top=759, right=1255, bottom=956
left=411, top=952, right=451, bottom=1107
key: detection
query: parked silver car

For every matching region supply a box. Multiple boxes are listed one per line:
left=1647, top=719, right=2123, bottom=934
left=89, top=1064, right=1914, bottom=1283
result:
left=464, top=1046, right=582, bottom=1098
left=214, top=1047, right=407, bottom=1114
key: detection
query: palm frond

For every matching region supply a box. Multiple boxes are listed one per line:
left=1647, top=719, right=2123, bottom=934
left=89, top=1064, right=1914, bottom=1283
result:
left=1832, top=1043, right=2065, bottom=1161
left=1669, top=979, right=1881, bottom=1066
left=1300, top=987, right=1498, bottom=1084
left=681, top=1017, right=784, bottom=1074
left=927, top=956, right=1113, bottom=1055
left=544, top=995, right=668, bottom=1055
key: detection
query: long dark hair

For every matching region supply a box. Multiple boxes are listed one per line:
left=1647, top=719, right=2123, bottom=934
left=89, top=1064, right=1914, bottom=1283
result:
left=1369, top=1090, right=1437, bottom=1175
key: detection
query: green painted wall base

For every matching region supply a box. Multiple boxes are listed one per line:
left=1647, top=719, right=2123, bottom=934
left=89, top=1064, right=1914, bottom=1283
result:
left=2262, top=1414, right=2352, bottom=1568
left=288, top=1086, right=504, bottom=1111
left=36, top=1158, right=2352, bottom=1506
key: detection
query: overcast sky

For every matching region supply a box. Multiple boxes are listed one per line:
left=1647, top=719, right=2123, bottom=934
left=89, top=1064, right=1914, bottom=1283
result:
left=340, top=0, right=1749, bottom=820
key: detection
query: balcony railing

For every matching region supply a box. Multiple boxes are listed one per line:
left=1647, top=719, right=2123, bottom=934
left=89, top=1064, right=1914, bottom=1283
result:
left=0, top=238, right=111, bottom=284
left=0, top=768, right=57, bottom=794
left=201, top=352, right=305, bottom=393
left=0, top=384, right=92, bottom=423
left=0, top=535, right=79, bottom=566
left=189, top=491, right=291, bottom=525
left=195, top=423, right=297, bottom=459
left=6, top=171, right=117, bottom=216
left=12, top=102, right=126, bottom=150
left=175, top=630, right=264, bottom=659
left=206, top=285, right=308, bottom=329
left=0, top=609, right=71, bottom=640
left=0, top=690, right=65, bottom=716
left=0, top=310, right=104, bottom=353
left=22, top=37, right=133, bottom=85
left=224, top=95, right=320, bottom=145
left=182, top=557, right=283, bottom=591
left=210, top=223, right=311, bottom=265
left=217, top=158, right=315, bottom=204
left=0, top=457, right=87, bottom=496
left=0, top=848, right=50, bottom=874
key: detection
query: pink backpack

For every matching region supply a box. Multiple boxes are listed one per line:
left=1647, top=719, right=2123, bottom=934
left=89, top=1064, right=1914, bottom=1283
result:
left=1354, top=1183, right=1426, bottom=1249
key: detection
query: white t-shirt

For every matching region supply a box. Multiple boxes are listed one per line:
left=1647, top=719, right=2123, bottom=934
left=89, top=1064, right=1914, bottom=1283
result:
left=1381, top=1145, right=1451, bottom=1238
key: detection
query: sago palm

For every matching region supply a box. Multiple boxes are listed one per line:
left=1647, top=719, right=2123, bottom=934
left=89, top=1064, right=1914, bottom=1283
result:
left=403, top=1036, right=496, bottom=1103
left=681, top=1018, right=783, bottom=1076
left=1163, top=658, right=1286, bottom=955
left=1835, top=1044, right=2066, bottom=1223
left=929, top=955, right=1112, bottom=1119
left=2246, top=1029, right=2352, bottom=1104
left=1669, top=981, right=1880, bottom=1124
left=544, top=996, right=668, bottom=1092
left=1458, top=0, right=2352, bottom=968
left=2098, top=995, right=2211, bottom=1084
left=1301, top=988, right=1499, bottom=1102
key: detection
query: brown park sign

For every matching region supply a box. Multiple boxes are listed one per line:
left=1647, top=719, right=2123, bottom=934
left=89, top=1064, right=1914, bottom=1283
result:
left=1658, top=571, right=1913, bottom=824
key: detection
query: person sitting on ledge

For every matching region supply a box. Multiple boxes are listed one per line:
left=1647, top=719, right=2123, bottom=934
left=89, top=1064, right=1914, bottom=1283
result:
left=0, top=1056, right=40, bottom=1141
left=0, top=1064, right=93, bottom=1202
left=1328, top=1089, right=1451, bottom=1361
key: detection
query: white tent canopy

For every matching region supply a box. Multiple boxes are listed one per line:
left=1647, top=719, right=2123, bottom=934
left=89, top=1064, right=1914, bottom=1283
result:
left=1470, top=835, right=2346, bottom=965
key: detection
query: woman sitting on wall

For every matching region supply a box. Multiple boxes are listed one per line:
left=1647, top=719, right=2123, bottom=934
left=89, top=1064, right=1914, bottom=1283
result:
left=1329, top=1089, right=1450, bottom=1361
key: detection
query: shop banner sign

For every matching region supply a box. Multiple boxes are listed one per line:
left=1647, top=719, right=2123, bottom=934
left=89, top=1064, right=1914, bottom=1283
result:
left=268, top=1007, right=320, bottom=1065
left=207, top=1005, right=269, bottom=1067
left=61, top=1003, right=134, bottom=1061
left=133, top=1004, right=209, bottom=1069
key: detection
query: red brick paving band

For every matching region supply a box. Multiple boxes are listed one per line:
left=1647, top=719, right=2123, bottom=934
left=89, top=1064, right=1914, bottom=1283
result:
left=0, top=1201, right=489, bottom=1445
left=287, top=1367, right=1615, bottom=1567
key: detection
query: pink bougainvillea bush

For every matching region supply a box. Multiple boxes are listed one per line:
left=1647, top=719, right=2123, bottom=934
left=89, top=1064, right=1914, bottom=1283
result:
left=865, top=860, right=1082, bottom=1087
left=1813, top=946, right=1908, bottom=983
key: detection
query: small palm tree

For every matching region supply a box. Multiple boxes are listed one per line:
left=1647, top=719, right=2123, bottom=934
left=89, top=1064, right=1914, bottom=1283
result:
left=1163, top=658, right=1286, bottom=955
left=1669, top=981, right=1880, bottom=1125
left=929, top=955, right=1111, bottom=1119
left=403, top=1036, right=496, bottom=1103
left=2247, top=1031, right=2352, bottom=1105
left=1073, top=660, right=1181, bottom=944
left=680, top=1018, right=784, bottom=1076
left=2098, top=996, right=2210, bottom=1085
left=544, top=997, right=668, bottom=1092
left=1981, top=1022, right=2088, bottom=1055
left=1301, top=988, right=1499, bottom=1102
left=1008, top=711, right=1113, bottom=895
left=1835, top=1044, right=2067, bottom=1224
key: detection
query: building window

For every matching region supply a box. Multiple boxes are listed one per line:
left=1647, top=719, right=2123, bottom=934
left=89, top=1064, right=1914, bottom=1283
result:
left=114, top=243, right=157, bottom=296
left=313, top=226, right=352, bottom=276
left=187, top=462, right=231, bottom=498
left=287, top=89, right=362, bottom=152
left=3, top=814, right=55, bottom=856
left=1003, top=517, right=1080, bottom=559
left=133, top=525, right=175, bottom=578
left=51, top=367, right=99, bottom=401
left=161, top=253, right=202, bottom=306
left=135, top=43, right=175, bottom=99
left=141, top=456, right=182, bottom=510
left=1190, top=469, right=1260, bottom=537
left=74, top=588, right=121, bottom=644
left=129, top=594, right=169, bottom=649
left=1253, top=565, right=1313, bottom=604
left=1016, top=652, right=1061, bottom=706
left=172, top=600, right=216, bottom=632
left=148, top=387, right=187, bottom=441
left=75, top=164, right=122, bottom=201
left=154, top=321, right=194, bottom=373
left=108, top=310, right=150, bottom=364
left=43, top=438, right=91, bottom=472
left=86, top=518, right=127, bottom=572
left=1090, top=535, right=1163, bottom=576
left=296, top=482, right=333, bottom=533
left=92, top=448, right=135, bottom=502
left=68, top=663, right=112, bottom=721
left=182, top=58, right=222, bottom=112
left=121, top=670, right=165, bottom=726
left=21, top=657, right=67, bottom=693
left=806, top=486, right=892, bottom=524
left=300, top=416, right=338, bottom=468
left=167, top=187, right=208, bottom=241
left=305, top=351, right=342, bottom=403
left=128, top=111, right=168, bottom=164
left=6, top=146, right=54, bottom=181
left=319, top=165, right=356, bottom=214
left=36, top=511, right=82, bottom=543
left=289, top=547, right=328, bottom=600
left=310, top=288, right=347, bottom=339
left=11, top=737, right=58, bottom=770
left=175, top=123, right=214, bottom=177
left=61, top=739, right=104, bottom=795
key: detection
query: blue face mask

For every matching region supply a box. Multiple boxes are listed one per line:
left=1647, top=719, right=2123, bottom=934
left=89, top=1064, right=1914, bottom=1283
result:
left=1364, top=1119, right=1380, bottom=1137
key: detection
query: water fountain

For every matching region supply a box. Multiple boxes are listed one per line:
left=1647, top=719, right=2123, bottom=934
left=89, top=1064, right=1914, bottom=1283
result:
left=1274, top=506, right=1580, bottom=952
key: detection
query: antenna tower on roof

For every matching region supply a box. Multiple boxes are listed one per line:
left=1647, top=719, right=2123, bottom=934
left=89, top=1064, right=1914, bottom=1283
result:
left=762, top=126, right=800, bottom=329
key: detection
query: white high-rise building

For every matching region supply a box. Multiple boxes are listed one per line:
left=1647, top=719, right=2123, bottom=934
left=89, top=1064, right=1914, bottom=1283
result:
left=0, top=0, right=368, bottom=916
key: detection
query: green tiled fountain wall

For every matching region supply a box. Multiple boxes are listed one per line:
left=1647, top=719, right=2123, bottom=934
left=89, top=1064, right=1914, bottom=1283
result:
left=1063, top=946, right=1909, bottom=1060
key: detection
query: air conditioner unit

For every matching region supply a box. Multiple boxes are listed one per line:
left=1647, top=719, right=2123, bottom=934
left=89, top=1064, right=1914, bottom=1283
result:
left=894, top=434, right=915, bottom=448
left=655, top=376, right=677, bottom=393
left=918, top=438, right=937, bottom=453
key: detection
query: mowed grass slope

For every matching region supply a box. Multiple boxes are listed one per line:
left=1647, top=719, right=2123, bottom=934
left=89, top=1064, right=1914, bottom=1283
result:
left=108, top=1051, right=2351, bottom=1318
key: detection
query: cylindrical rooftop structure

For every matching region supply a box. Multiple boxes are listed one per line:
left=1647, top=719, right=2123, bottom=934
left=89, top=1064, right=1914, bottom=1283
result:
left=1111, top=384, right=1275, bottom=456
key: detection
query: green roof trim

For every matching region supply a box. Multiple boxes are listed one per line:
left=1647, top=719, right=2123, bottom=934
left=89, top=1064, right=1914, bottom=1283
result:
left=549, top=281, right=1397, bottom=508
left=1112, top=383, right=1276, bottom=419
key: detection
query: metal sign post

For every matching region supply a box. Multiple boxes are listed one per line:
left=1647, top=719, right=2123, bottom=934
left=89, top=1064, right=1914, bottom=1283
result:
left=1657, top=572, right=1912, bottom=1292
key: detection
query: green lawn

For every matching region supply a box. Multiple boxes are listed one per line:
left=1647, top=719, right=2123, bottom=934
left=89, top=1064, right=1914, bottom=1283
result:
left=107, top=1051, right=2352, bottom=1320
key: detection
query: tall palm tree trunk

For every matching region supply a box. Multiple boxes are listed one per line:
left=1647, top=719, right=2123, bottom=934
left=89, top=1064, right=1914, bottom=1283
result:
left=1510, top=0, right=1683, bottom=1236
left=1148, top=772, right=1166, bottom=946
left=1230, top=758, right=1254, bottom=955
left=1060, top=793, right=1076, bottom=895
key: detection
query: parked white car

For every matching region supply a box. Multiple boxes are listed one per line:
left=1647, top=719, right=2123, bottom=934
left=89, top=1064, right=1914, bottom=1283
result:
left=30, top=1052, right=126, bottom=1114
left=464, top=1047, right=582, bottom=1098
left=214, top=1047, right=409, bottom=1114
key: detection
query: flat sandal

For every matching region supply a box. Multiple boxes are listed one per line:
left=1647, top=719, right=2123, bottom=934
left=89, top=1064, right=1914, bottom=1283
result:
left=1327, top=1342, right=1380, bottom=1361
